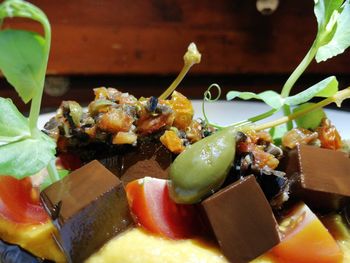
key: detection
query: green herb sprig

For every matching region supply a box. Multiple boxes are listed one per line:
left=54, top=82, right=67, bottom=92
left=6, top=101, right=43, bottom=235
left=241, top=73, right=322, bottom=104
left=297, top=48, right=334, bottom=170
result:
left=0, top=0, right=58, bottom=184
left=203, top=0, right=350, bottom=138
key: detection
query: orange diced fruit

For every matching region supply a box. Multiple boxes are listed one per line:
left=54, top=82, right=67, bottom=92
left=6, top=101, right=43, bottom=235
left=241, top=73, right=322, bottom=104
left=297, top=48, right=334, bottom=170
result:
left=170, top=91, right=194, bottom=130
left=112, top=132, right=137, bottom=145
left=272, top=203, right=342, bottom=263
left=160, top=130, right=185, bottom=154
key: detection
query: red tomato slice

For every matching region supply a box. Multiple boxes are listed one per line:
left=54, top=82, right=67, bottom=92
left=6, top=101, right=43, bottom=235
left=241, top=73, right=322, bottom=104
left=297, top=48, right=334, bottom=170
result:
left=126, top=177, right=199, bottom=239
left=0, top=176, right=48, bottom=224
left=272, top=203, right=342, bottom=263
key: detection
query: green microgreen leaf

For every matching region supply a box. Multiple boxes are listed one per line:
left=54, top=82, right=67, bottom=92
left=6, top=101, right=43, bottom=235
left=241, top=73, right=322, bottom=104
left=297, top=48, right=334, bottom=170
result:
left=293, top=103, right=326, bottom=130
left=0, top=97, right=30, bottom=145
left=0, top=0, right=58, bottom=183
left=315, top=0, right=350, bottom=62
left=285, top=76, right=338, bottom=106
left=314, top=0, right=344, bottom=32
left=0, top=132, right=56, bottom=179
left=0, top=30, right=45, bottom=103
left=0, top=0, right=51, bottom=135
left=254, top=87, right=350, bottom=132
left=226, top=90, right=282, bottom=109
left=269, top=125, right=288, bottom=146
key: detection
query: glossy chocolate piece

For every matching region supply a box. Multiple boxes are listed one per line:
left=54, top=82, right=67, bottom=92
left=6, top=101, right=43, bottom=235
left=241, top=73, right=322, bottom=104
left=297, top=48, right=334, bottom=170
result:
left=40, top=160, right=133, bottom=263
left=119, top=139, right=172, bottom=183
left=201, top=175, right=281, bottom=263
left=286, top=144, right=350, bottom=211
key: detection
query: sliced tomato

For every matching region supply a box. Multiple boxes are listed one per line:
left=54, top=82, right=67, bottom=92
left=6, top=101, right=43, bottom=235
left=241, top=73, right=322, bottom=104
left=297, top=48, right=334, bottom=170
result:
left=0, top=176, right=48, bottom=224
left=126, top=177, right=199, bottom=239
left=272, top=203, right=342, bottom=263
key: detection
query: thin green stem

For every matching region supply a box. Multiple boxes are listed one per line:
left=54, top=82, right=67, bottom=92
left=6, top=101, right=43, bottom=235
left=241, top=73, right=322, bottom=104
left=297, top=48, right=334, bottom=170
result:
left=280, top=42, right=318, bottom=130
left=281, top=44, right=318, bottom=98
left=28, top=14, right=51, bottom=135
left=47, top=158, right=60, bottom=183
left=229, top=108, right=276, bottom=128
left=159, top=63, right=192, bottom=100
left=255, top=87, right=350, bottom=131
left=248, top=108, right=277, bottom=123
left=159, top=43, right=201, bottom=100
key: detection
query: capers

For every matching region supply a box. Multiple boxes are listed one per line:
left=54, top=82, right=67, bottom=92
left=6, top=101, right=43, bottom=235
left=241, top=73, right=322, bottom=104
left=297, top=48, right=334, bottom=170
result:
left=169, top=127, right=236, bottom=204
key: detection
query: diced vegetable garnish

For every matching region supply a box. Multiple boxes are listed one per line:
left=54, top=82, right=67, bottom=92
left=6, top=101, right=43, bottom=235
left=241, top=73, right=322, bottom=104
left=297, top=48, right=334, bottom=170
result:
left=126, top=177, right=199, bottom=239
left=317, top=118, right=342, bottom=150
left=169, top=91, right=194, bottom=130
left=160, top=130, right=185, bottom=154
left=272, top=203, right=343, bottom=263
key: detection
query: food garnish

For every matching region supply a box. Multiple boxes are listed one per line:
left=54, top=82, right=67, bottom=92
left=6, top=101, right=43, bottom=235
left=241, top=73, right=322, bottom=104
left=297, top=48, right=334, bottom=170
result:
left=0, top=0, right=58, bottom=184
left=1, top=0, right=350, bottom=263
left=126, top=177, right=198, bottom=239
left=272, top=203, right=343, bottom=263
left=170, top=0, right=350, bottom=205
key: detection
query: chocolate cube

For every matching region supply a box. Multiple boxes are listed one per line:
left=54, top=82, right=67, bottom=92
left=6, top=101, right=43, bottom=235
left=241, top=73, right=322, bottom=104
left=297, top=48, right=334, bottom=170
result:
left=40, top=160, right=133, bottom=263
left=100, top=140, right=172, bottom=183
left=201, top=175, right=281, bottom=263
left=286, top=144, right=350, bottom=211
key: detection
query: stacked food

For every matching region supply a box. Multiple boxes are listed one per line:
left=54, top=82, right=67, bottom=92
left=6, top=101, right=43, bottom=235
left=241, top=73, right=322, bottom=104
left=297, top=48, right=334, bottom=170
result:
left=1, top=0, right=350, bottom=263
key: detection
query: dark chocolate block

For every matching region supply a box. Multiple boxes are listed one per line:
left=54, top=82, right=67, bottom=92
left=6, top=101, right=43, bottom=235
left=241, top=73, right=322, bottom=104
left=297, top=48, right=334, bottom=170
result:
left=286, top=144, right=350, bottom=211
left=40, top=160, right=133, bottom=263
left=201, top=175, right=281, bottom=263
left=99, top=140, right=172, bottom=183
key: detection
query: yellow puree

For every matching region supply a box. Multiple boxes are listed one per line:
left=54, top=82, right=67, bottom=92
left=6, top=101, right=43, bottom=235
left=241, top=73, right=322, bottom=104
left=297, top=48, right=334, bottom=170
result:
left=86, top=217, right=350, bottom=263
left=86, top=227, right=274, bottom=263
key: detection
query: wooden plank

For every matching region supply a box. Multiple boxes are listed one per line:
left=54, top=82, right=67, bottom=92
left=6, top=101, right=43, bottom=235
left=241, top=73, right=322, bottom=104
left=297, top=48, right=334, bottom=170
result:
left=2, top=74, right=350, bottom=113
left=2, top=0, right=350, bottom=75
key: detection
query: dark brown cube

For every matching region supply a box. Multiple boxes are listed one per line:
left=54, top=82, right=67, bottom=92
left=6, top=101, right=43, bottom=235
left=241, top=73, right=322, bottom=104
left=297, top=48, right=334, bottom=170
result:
left=99, top=140, right=172, bottom=183
left=286, top=144, right=350, bottom=211
left=201, top=175, right=281, bottom=263
left=40, top=160, right=133, bottom=263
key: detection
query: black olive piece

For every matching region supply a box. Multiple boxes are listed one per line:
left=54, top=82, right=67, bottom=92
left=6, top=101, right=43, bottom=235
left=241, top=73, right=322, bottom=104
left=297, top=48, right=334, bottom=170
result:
left=254, top=168, right=288, bottom=202
left=147, top=96, right=158, bottom=112
left=63, top=111, right=76, bottom=130
left=0, top=240, right=52, bottom=263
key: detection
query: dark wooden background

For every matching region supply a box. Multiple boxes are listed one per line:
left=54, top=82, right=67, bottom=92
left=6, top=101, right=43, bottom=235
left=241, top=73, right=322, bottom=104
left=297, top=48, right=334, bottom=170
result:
left=1, top=0, right=350, bottom=112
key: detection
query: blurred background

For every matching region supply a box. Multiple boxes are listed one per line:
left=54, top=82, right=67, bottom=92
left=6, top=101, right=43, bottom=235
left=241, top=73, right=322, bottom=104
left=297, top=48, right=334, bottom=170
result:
left=1, top=0, right=350, bottom=112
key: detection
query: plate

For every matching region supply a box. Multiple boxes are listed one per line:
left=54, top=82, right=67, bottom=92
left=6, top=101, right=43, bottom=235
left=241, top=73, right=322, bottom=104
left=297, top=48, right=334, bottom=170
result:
left=38, top=100, right=350, bottom=137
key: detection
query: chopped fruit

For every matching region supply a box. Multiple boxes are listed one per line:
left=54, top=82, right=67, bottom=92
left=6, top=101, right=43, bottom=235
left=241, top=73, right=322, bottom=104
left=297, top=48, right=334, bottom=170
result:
left=186, top=120, right=202, bottom=143
left=237, top=142, right=279, bottom=170
left=97, top=107, right=134, bottom=133
left=160, top=130, right=185, bottom=154
left=317, top=118, right=342, bottom=150
left=136, top=105, right=175, bottom=135
left=126, top=177, right=199, bottom=239
left=169, top=91, right=194, bottom=130
left=282, top=128, right=318, bottom=149
left=113, top=131, right=138, bottom=145
left=272, top=203, right=342, bottom=263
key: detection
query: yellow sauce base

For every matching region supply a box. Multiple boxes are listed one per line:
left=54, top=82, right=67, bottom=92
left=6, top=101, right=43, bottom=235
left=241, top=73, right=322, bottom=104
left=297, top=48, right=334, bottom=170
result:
left=87, top=219, right=350, bottom=263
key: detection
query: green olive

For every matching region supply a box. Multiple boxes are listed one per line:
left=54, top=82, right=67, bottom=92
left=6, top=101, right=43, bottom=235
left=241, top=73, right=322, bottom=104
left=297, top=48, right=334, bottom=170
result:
left=169, top=127, right=236, bottom=204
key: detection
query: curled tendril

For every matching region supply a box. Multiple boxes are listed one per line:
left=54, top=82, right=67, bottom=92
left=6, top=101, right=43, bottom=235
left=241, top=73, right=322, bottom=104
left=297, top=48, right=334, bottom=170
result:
left=201, top=83, right=224, bottom=129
